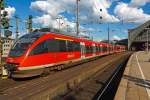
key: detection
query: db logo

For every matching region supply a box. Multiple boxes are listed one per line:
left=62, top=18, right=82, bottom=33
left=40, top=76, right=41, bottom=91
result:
left=67, top=54, right=74, bottom=58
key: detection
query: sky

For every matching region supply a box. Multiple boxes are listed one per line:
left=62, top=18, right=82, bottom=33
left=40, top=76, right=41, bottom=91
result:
left=3, top=0, right=150, bottom=41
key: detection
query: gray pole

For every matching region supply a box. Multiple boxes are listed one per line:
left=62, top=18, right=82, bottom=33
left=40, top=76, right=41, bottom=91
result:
left=28, top=15, right=32, bottom=33
left=56, top=17, right=63, bottom=31
left=108, top=23, right=110, bottom=44
left=15, top=16, right=19, bottom=39
left=76, top=0, right=79, bottom=36
left=108, top=23, right=110, bottom=53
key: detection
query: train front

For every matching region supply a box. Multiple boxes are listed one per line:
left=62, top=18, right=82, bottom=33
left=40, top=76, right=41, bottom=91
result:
left=4, top=33, right=41, bottom=78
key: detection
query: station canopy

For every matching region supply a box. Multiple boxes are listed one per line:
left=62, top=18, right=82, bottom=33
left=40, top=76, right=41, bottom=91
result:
left=128, top=20, right=150, bottom=51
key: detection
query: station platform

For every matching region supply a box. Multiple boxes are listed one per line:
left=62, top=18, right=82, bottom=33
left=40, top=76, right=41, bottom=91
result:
left=115, top=51, right=150, bottom=100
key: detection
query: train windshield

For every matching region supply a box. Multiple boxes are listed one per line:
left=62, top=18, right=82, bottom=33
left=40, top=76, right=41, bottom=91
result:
left=9, top=33, right=44, bottom=57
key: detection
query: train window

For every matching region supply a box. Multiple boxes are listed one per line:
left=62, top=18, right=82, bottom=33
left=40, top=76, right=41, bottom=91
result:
left=67, top=41, right=74, bottom=52
left=98, top=46, right=100, bottom=52
left=99, top=47, right=103, bottom=52
left=66, top=41, right=80, bottom=52
left=98, top=46, right=101, bottom=52
left=85, top=46, right=88, bottom=53
left=87, top=46, right=90, bottom=53
left=95, top=46, right=97, bottom=52
left=9, top=33, right=46, bottom=57
left=105, top=47, right=108, bottom=51
left=30, top=41, right=48, bottom=55
left=103, top=47, right=107, bottom=52
left=110, top=47, right=112, bottom=51
left=47, top=39, right=59, bottom=52
left=85, top=46, right=93, bottom=54
left=9, top=38, right=35, bottom=57
left=58, top=40, right=67, bottom=52
left=90, top=46, right=93, bottom=53
left=73, top=42, right=80, bottom=51
left=96, top=46, right=99, bottom=52
left=101, top=47, right=103, bottom=52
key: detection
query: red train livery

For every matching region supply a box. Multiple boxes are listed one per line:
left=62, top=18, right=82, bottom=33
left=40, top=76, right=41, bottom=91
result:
left=4, top=32, right=126, bottom=78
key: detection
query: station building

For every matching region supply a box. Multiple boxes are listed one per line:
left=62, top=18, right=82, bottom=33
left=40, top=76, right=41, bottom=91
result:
left=2, top=37, right=14, bottom=57
left=128, top=20, right=150, bottom=51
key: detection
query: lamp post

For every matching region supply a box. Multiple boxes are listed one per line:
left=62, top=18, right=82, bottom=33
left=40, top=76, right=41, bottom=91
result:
left=76, top=0, right=80, bottom=36
left=15, top=16, right=19, bottom=39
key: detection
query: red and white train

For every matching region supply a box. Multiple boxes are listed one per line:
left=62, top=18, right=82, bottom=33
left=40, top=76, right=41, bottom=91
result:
left=4, top=32, right=126, bottom=78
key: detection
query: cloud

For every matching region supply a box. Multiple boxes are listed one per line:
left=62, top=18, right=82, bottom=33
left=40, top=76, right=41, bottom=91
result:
left=114, top=2, right=150, bottom=23
left=93, top=0, right=119, bottom=23
left=33, top=14, right=53, bottom=27
left=130, top=0, right=150, bottom=7
left=31, top=0, right=77, bottom=30
left=33, top=14, right=76, bottom=31
left=112, top=35, right=121, bottom=40
left=30, top=0, right=76, bottom=18
left=4, top=6, right=16, bottom=18
left=30, top=0, right=119, bottom=29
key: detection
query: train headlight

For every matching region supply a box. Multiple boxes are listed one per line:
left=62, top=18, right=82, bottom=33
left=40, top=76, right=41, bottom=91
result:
left=4, top=64, right=17, bottom=71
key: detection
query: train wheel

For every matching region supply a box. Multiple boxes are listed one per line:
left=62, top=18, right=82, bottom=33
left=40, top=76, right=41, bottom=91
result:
left=57, top=65, right=62, bottom=71
left=41, top=68, right=50, bottom=76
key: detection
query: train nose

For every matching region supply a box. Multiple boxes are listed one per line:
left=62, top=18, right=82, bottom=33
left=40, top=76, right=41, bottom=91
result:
left=4, top=63, right=18, bottom=71
left=5, top=57, right=22, bottom=71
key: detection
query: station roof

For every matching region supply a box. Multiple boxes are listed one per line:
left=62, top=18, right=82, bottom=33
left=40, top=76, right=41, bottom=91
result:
left=128, top=20, right=150, bottom=49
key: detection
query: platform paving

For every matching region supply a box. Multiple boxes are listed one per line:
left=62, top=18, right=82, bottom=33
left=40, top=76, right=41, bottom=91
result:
left=115, top=51, right=150, bottom=100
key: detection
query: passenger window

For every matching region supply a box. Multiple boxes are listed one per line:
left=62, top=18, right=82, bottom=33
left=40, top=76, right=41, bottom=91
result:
left=90, top=46, right=93, bottom=53
left=97, top=46, right=99, bottom=52
left=47, top=39, right=59, bottom=52
left=58, top=40, right=67, bottom=52
left=73, top=42, right=80, bottom=51
left=85, top=46, right=93, bottom=54
left=30, top=41, right=48, bottom=55
left=67, top=41, right=74, bottom=52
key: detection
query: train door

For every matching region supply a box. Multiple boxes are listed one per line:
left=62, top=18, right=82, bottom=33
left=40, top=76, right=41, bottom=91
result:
left=80, top=42, right=85, bottom=59
left=93, top=44, right=96, bottom=56
left=100, top=45, right=102, bottom=55
left=107, top=44, right=109, bottom=54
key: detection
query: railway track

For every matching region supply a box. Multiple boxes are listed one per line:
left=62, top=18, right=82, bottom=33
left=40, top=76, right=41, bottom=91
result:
left=94, top=55, right=129, bottom=100
left=62, top=52, right=131, bottom=100
left=0, top=52, right=131, bottom=100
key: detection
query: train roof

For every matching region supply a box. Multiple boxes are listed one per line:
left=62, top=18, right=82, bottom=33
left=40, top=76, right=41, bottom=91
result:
left=21, top=32, right=46, bottom=38
left=33, top=28, right=79, bottom=38
left=22, top=32, right=126, bottom=47
left=24, top=31, right=92, bottom=42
